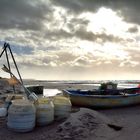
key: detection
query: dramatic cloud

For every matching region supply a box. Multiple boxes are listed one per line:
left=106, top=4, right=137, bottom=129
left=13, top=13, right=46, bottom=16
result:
left=52, top=0, right=140, bottom=25
left=52, top=0, right=107, bottom=14
left=0, top=0, right=52, bottom=30
left=0, top=0, right=140, bottom=80
left=127, top=26, right=139, bottom=33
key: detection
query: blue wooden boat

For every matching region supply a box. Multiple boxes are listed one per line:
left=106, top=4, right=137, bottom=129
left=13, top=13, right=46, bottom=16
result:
left=63, top=88, right=140, bottom=108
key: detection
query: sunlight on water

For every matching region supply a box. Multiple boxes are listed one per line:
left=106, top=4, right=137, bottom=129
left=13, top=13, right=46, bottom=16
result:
left=42, top=84, right=139, bottom=97
left=43, top=89, right=61, bottom=97
left=118, top=84, right=138, bottom=89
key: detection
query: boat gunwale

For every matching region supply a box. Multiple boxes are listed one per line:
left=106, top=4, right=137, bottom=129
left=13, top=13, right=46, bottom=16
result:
left=63, top=89, right=140, bottom=99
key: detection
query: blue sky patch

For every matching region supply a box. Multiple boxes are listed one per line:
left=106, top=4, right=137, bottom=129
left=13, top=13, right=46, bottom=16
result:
left=11, top=44, right=33, bottom=55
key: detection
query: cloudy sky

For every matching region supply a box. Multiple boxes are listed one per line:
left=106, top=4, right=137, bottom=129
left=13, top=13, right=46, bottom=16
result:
left=0, top=0, right=140, bottom=80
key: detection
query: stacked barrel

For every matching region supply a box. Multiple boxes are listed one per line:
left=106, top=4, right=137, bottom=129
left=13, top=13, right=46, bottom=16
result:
left=2, top=95, right=72, bottom=132
left=7, top=100, right=36, bottom=132
left=35, top=97, right=54, bottom=126
left=53, top=96, right=72, bottom=120
left=0, top=107, right=7, bottom=128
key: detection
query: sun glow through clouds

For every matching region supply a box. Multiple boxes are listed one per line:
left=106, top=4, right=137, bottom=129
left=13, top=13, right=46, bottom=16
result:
left=78, top=41, right=128, bottom=60
left=102, top=43, right=129, bottom=60
left=1, top=1, right=140, bottom=80
left=76, top=7, right=132, bottom=63
left=80, top=7, right=131, bottom=37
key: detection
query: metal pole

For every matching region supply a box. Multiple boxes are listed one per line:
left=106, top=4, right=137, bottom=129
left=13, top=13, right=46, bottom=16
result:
left=7, top=43, right=23, bottom=84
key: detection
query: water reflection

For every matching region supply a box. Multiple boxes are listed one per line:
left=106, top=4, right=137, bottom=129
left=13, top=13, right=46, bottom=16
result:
left=43, top=89, right=61, bottom=97
left=42, top=83, right=138, bottom=97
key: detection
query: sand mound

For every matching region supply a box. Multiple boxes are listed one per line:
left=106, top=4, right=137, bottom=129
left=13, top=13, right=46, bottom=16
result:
left=0, top=108, right=123, bottom=140
left=50, top=108, right=122, bottom=140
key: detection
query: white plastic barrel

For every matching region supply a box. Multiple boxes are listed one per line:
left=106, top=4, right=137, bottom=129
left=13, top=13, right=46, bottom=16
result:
left=0, top=107, right=7, bottom=127
left=7, top=99, right=36, bottom=132
left=53, top=96, right=71, bottom=120
left=5, top=94, right=25, bottom=109
left=35, top=97, right=54, bottom=126
left=0, top=108, right=7, bottom=117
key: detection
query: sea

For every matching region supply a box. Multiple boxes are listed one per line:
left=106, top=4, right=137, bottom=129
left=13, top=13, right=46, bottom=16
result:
left=23, top=80, right=140, bottom=97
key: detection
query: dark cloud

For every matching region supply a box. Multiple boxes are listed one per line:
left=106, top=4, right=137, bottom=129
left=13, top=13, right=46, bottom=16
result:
left=75, top=29, right=124, bottom=43
left=44, top=17, right=89, bottom=40
left=116, top=1, right=140, bottom=25
left=1, top=0, right=139, bottom=33
left=0, top=0, right=52, bottom=30
left=127, top=26, right=139, bottom=33
left=52, top=0, right=140, bottom=25
left=45, top=29, right=72, bottom=40
left=0, top=0, right=139, bottom=32
left=67, top=18, right=89, bottom=32
left=44, top=27, right=124, bottom=43
left=52, top=0, right=108, bottom=14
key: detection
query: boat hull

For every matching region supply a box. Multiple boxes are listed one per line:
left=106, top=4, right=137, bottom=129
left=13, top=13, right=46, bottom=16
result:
left=63, top=90, right=140, bottom=108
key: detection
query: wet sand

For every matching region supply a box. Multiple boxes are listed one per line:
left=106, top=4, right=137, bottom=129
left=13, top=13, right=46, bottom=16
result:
left=1, top=82, right=140, bottom=140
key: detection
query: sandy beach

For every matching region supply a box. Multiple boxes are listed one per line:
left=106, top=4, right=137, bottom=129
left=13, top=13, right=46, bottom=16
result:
left=1, top=82, right=140, bottom=140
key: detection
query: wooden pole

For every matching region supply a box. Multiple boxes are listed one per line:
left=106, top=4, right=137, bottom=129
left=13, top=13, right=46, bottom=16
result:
left=7, top=43, right=23, bottom=84
left=5, top=47, right=16, bottom=93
